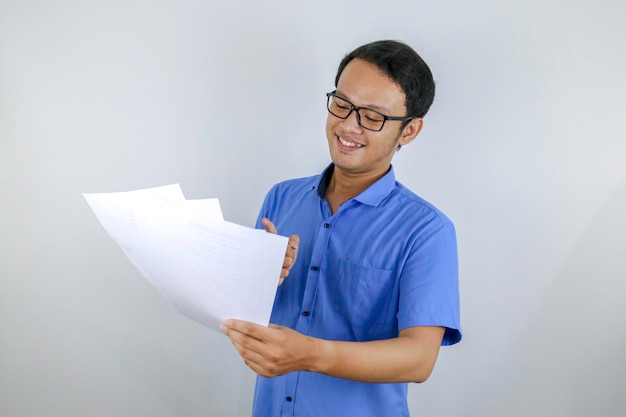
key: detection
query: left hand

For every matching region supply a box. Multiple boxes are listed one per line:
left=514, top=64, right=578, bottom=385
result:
left=221, top=319, right=314, bottom=378
left=262, top=218, right=299, bottom=286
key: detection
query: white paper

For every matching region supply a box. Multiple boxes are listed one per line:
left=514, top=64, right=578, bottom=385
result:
left=184, top=198, right=223, bottom=220
left=84, top=184, right=287, bottom=332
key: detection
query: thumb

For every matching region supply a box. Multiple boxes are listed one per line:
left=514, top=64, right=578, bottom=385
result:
left=262, top=217, right=278, bottom=234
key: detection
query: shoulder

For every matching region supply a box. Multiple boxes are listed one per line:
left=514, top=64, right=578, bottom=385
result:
left=270, top=174, right=319, bottom=193
left=265, top=174, right=319, bottom=201
left=389, top=181, right=455, bottom=231
left=260, top=174, right=320, bottom=212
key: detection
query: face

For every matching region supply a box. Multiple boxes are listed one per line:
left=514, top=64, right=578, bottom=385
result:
left=326, top=58, right=422, bottom=179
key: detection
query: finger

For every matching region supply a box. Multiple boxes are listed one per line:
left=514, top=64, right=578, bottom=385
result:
left=221, top=320, right=288, bottom=377
left=225, top=319, right=289, bottom=347
left=240, top=353, right=279, bottom=378
left=279, top=264, right=292, bottom=280
left=278, top=235, right=300, bottom=283
left=283, top=255, right=295, bottom=269
left=222, top=325, right=271, bottom=366
left=262, top=218, right=277, bottom=234
left=229, top=337, right=278, bottom=377
left=287, top=234, right=299, bottom=261
left=229, top=335, right=267, bottom=361
left=283, top=235, right=299, bottom=271
left=222, top=319, right=271, bottom=342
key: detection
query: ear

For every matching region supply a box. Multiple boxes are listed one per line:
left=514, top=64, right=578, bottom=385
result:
left=398, top=118, right=423, bottom=146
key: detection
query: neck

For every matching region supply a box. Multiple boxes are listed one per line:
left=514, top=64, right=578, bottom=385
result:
left=325, top=165, right=389, bottom=214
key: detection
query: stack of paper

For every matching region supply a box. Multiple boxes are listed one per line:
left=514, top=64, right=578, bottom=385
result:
left=84, top=184, right=287, bottom=332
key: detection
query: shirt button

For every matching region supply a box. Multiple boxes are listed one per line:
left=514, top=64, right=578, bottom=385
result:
left=302, top=311, right=310, bottom=316
left=323, top=223, right=330, bottom=228
left=286, top=396, right=293, bottom=402
left=310, top=266, right=319, bottom=271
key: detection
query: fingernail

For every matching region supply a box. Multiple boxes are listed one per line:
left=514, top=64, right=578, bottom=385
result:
left=289, top=240, right=299, bottom=248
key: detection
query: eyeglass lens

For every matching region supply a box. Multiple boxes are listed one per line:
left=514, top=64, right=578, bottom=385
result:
left=327, top=95, right=386, bottom=131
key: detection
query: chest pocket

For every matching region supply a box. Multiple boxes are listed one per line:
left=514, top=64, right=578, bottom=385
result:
left=332, top=259, right=395, bottom=327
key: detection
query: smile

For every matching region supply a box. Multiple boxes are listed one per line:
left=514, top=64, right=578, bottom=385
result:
left=338, top=136, right=364, bottom=148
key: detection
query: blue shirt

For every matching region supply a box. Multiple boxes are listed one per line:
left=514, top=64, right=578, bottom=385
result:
left=252, top=164, right=461, bottom=417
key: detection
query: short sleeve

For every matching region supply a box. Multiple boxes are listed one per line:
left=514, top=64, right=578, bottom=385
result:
left=397, top=221, right=461, bottom=346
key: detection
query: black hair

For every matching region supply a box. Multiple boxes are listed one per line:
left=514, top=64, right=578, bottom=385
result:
left=335, top=40, right=435, bottom=126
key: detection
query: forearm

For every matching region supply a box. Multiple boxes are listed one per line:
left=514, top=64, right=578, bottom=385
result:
left=307, top=326, right=445, bottom=383
left=222, top=320, right=445, bottom=383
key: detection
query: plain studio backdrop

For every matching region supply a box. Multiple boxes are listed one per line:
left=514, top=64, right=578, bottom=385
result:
left=1, top=1, right=625, bottom=416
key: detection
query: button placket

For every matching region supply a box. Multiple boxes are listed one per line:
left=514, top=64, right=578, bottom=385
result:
left=294, top=218, right=331, bottom=335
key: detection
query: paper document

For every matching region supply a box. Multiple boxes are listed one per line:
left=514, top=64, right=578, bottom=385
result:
left=84, top=184, right=287, bottom=332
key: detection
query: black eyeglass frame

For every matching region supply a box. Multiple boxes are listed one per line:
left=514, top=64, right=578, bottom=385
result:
left=326, top=90, right=414, bottom=132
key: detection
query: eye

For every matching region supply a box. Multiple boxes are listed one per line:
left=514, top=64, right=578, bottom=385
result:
left=333, top=99, right=350, bottom=110
left=363, top=111, right=384, bottom=123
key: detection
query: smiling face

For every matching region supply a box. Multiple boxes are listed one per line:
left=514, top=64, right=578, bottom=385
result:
left=326, top=58, right=422, bottom=180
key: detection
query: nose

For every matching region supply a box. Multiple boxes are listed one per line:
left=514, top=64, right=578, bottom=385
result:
left=341, top=108, right=363, bottom=132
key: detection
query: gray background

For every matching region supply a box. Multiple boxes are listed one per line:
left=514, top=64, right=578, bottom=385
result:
left=1, top=1, right=625, bottom=416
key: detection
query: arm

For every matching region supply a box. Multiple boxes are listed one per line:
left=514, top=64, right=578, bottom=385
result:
left=223, top=219, right=448, bottom=383
left=221, top=320, right=444, bottom=383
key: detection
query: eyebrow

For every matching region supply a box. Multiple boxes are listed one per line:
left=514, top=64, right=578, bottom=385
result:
left=334, top=89, right=392, bottom=114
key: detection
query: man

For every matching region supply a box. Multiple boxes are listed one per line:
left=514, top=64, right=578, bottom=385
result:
left=221, top=40, right=461, bottom=417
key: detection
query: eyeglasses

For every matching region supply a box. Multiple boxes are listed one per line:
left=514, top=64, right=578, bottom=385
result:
left=326, top=91, right=413, bottom=132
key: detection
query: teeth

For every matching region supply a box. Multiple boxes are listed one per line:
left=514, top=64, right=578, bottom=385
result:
left=339, top=137, right=363, bottom=148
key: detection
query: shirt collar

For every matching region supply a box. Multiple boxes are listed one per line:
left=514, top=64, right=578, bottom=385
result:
left=316, top=163, right=396, bottom=207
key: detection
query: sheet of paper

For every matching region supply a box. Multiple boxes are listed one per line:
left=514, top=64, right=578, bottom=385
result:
left=184, top=198, right=223, bottom=220
left=84, top=184, right=287, bottom=332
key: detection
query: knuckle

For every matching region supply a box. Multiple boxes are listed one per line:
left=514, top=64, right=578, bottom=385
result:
left=267, top=349, right=282, bottom=363
left=265, top=363, right=278, bottom=375
left=239, top=335, right=255, bottom=350
left=239, top=340, right=250, bottom=356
